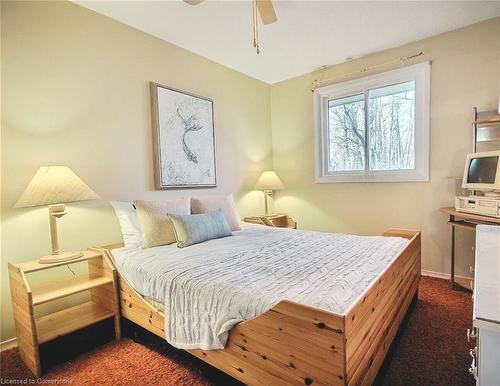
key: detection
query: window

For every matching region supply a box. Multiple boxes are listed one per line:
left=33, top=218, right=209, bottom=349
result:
left=314, top=62, right=430, bottom=183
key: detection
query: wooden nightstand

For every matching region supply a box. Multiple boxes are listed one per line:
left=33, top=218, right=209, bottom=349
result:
left=8, top=250, right=120, bottom=376
left=243, top=214, right=297, bottom=229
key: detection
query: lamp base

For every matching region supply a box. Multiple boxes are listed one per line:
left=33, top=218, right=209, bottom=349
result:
left=38, top=251, right=83, bottom=264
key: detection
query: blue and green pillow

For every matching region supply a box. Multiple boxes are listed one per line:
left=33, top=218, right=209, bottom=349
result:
left=168, top=209, right=232, bottom=248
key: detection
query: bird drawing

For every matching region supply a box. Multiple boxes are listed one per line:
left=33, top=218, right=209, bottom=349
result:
left=176, top=108, right=203, bottom=164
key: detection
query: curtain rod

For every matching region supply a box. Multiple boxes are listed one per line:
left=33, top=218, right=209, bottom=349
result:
left=311, top=51, right=424, bottom=91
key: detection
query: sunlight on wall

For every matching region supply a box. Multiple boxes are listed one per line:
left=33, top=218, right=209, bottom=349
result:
left=274, top=194, right=332, bottom=230
left=235, top=191, right=263, bottom=216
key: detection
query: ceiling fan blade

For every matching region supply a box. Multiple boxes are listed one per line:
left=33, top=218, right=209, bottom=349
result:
left=183, top=0, right=204, bottom=5
left=256, top=0, right=277, bottom=25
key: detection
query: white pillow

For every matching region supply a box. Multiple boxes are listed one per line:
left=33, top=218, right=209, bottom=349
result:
left=191, top=194, right=241, bottom=231
left=110, top=201, right=142, bottom=248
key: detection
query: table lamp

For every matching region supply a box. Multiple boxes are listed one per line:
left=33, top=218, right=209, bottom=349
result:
left=14, top=166, right=99, bottom=264
left=254, top=170, right=285, bottom=215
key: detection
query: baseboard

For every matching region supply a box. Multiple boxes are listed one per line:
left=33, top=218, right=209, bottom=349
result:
left=0, top=337, right=17, bottom=352
left=421, top=270, right=473, bottom=290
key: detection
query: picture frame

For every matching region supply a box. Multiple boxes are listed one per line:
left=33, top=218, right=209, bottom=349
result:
left=150, top=82, right=217, bottom=189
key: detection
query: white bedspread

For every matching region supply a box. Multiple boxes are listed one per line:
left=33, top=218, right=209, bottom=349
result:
left=113, top=224, right=409, bottom=350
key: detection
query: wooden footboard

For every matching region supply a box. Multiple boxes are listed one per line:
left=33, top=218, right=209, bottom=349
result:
left=345, top=229, right=421, bottom=386
left=105, top=228, right=421, bottom=386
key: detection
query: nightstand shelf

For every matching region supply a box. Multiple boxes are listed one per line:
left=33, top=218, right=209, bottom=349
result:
left=36, top=301, right=114, bottom=344
left=32, top=275, right=113, bottom=306
left=8, top=250, right=120, bottom=377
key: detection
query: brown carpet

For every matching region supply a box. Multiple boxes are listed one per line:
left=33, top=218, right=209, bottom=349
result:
left=0, top=277, right=475, bottom=386
left=377, top=277, right=474, bottom=386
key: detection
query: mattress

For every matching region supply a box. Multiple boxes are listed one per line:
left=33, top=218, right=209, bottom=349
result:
left=112, top=223, right=409, bottom=350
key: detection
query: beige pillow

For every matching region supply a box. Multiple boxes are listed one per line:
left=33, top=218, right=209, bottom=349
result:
left=191, top=195, right=241, bottom=231
left=134, top=198, right=190, bottom=248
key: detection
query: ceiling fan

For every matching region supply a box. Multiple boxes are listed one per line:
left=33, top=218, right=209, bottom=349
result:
left=183, top=0, right=277, bottom=54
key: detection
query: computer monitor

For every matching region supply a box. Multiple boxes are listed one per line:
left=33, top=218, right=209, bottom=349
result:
left=462, top=150, right=500, bottom=196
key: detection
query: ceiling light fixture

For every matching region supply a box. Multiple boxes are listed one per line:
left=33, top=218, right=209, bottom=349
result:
left=252, top=0, right=260, bottom=54
left=183, top=0, right=277, bottom=55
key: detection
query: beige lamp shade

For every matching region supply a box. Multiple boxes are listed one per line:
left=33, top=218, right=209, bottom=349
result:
left=14, top=166, right=99, bottom=208
left=255, top=171, right=285, bottom=191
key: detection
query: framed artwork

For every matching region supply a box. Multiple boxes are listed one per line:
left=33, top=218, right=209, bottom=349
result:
left=150, top=82, right=216, bottom=189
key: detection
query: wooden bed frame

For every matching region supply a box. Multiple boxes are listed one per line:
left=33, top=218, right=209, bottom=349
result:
left=97, top=228, right=421, bottom=386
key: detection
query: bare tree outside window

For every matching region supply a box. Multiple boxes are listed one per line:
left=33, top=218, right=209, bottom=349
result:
left=327, top=81, right=415, bottom=173
left=369, top=81, right=415, bottom=171
left=328, top=95, right=365, bottom=172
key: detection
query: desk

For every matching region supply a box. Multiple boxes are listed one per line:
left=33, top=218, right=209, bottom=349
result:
left=439, top=207, right=500, bottom=290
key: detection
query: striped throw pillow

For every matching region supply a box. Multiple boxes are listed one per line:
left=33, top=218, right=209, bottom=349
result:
left=168, top=209, right=232, bottom=248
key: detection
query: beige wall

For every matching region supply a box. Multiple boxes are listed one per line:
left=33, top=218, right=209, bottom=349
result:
left=0, top=1, right=272, bottom=341
left=271, top=18, right=500, bottom=279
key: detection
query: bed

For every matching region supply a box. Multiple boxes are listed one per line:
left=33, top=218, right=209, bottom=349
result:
left=96, top=224, right=421, bottom=386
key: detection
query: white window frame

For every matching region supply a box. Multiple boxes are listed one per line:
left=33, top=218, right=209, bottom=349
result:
left=314, top=61, right=431, bottom=183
